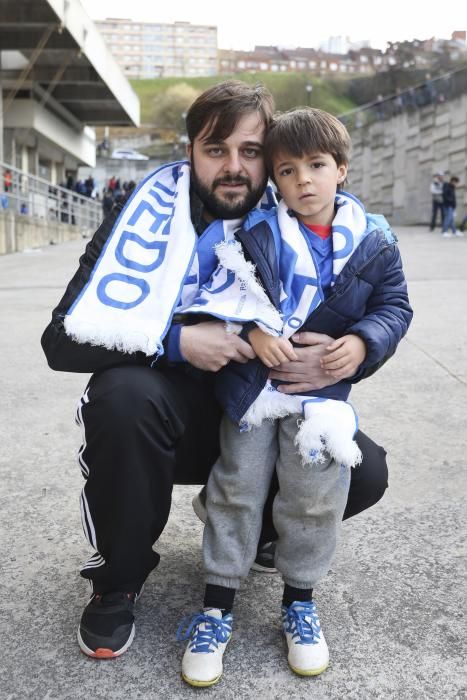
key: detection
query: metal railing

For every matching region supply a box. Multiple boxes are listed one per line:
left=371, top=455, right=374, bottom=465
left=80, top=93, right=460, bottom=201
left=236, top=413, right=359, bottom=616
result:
left=0, top=161, right=102, bottom=234
left=338, top=64, right=467, bottom=130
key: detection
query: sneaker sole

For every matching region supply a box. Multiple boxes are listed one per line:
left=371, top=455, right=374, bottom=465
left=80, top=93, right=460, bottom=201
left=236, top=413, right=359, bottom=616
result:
left=192, top=494, right=207, bottom=524
left=77, top=623, right=135, bottom=659
left=250, top=561, right=278, bottom=574
left=181, top=671, right=222, bottom=688
left=288, top=659, right=329, bottom=677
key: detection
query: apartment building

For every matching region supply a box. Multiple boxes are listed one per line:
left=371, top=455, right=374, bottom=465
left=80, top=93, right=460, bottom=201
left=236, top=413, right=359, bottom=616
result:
left=96, top=19, right=218, bottom=78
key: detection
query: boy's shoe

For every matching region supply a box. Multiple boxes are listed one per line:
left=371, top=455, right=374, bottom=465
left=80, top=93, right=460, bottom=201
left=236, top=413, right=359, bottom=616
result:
left=192, top=487, right=278, bottom=574
left=442, top=232, right=453, bottom=238
left=177, top=608, right=233, bottom=687
left=454, top=230, right=464, bottom=237
left=77, top=589, right=142, bottom=659
left=282, top=600, right=329, bottom=676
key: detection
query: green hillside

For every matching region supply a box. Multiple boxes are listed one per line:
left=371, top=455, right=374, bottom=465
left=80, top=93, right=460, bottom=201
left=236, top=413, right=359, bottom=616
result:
left=131, top=73, right=356, bottom=124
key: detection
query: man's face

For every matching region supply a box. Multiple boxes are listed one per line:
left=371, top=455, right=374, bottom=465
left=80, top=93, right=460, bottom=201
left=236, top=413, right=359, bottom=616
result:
left=187, top=112, right=268, bottom=220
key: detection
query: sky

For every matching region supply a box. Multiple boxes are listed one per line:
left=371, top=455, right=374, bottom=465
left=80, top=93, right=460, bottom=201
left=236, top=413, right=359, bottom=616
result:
left=80, top=0, right=467, bottom=52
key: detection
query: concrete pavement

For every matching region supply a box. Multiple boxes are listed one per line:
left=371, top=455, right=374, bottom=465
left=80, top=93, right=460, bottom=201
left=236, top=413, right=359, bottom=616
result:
left=0, top=227, right=466, bottom=699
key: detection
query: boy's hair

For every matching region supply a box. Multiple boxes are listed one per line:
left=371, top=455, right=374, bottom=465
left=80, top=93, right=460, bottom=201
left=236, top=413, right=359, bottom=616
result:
left=185, top=80, right=275, bottom=144
left=264, top=107, right=351, bottom=179
left=450, top=176, right=460, bottom=184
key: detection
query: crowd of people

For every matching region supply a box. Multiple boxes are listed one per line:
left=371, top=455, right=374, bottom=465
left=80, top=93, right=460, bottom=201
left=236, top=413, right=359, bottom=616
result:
left=342, top=72, right=457, bottom=129
left=101, top=176, right=136, bottom=217
left=51, top=175, right=136, bottom=224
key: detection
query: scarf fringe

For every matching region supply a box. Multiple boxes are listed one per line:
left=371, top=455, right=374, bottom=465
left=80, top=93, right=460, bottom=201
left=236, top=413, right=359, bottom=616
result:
left=242, top=384, right=361, bottom=468
left=294, top=415, right=362, bottom=468
left=64, top=318, right=161, bottom=356
left=242, top=385, right=298, bottom=425
left=214, top=239, right=283, bottom=335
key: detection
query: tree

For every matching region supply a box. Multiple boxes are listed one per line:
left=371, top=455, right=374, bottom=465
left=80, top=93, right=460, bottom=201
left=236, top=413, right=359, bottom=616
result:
left=152, top=83, right=201, bottom=135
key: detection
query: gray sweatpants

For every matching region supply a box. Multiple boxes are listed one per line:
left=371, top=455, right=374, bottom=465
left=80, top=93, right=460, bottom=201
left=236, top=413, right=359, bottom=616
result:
left=203, top=414, right=351, bottom=590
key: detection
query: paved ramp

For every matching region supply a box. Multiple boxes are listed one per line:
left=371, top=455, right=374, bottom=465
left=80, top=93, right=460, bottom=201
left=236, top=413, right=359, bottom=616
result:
left=0, top=228, right=465, bottom=698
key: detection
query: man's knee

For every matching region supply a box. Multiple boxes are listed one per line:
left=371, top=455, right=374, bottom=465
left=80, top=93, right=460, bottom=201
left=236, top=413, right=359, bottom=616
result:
left=86, top=365, right=175, bottom=427
left=345, top=431, right=388, bottom=518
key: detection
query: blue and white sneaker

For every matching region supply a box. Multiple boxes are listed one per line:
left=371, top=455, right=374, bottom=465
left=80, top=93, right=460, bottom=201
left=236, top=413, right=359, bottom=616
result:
left=282, top=601, right=329, bottom=676
left=177, top=608, right=233, bottom=687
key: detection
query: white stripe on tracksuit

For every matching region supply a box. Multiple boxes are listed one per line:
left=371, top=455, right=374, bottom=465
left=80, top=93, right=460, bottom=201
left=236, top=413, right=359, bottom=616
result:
left=76, top=387, right=105, bottom=571
left=79, top=489, right=97, bottom=550
left=81, top=553, right=105, bottom=571
left=75, top=389, right=90, bottom=478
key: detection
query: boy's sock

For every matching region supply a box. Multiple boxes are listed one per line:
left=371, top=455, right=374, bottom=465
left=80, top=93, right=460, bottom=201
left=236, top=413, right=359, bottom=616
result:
left=282, top=584, right=313, bottom=608
left=204, top=584, right=236, bottom=614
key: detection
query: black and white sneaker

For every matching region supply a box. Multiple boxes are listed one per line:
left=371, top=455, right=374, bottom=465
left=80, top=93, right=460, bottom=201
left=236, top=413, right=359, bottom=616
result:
left=192, top=487, right=278, bottom=574
left=250, top=541, right=278, bottom=573
left=77, top=589, right=141, bottom=659
left=192, top=487, right=208, bottom=524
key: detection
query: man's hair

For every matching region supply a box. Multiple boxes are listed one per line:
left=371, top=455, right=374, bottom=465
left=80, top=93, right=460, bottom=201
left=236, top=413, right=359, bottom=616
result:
left=185, top=80, right=275, bottom=143
left=264, top=107, right=351, bottom=178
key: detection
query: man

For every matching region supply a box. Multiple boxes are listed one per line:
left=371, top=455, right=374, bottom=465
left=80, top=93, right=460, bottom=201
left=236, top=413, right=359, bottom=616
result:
left=442, top=175, right=462, bottom=238
left=41, top=81, right=388, bottom=659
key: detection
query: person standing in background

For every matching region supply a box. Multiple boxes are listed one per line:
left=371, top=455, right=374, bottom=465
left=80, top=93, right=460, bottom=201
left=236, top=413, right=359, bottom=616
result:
left=442, top=176, right=462, bottom=237
left=429, top=172, right=444, bottom=231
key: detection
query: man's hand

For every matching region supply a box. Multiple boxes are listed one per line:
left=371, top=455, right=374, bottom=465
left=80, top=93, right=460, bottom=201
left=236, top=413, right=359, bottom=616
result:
left=269, top=331, right=337, bottom=393
left=320, top=334, right=367, bottom=380
left=179, top=321, right=256, bottom=371
left=249, top=327, right=298, bottom=368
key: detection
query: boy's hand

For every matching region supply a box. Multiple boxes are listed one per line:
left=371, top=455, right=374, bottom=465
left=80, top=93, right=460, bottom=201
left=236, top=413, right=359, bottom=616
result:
left=320, top=334, right=367, bottom=379
left=249, top=327, right=298, bottom=368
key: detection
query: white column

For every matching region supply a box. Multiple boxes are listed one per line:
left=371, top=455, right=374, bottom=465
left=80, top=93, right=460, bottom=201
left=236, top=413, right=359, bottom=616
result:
left=21, top=144, right=28, bottom=173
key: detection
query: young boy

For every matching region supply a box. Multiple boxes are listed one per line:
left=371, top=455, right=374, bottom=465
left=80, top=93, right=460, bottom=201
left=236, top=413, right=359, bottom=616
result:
left=177, top=108, right=413, bottom=686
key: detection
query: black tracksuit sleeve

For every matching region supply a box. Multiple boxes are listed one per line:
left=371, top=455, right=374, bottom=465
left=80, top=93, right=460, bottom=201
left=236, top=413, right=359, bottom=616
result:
left=41, top=201, right=154, bottom=373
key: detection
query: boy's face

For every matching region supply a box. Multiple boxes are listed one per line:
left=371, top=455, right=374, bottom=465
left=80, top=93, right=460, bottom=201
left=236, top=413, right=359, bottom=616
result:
left=273, top=151, right=347, bottom=227
left=187, top=111, right=268, bottom=221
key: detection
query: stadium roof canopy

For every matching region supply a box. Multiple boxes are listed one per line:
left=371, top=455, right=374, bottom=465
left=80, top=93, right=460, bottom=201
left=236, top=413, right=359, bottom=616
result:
left=0, top=0, right=140, bottom=128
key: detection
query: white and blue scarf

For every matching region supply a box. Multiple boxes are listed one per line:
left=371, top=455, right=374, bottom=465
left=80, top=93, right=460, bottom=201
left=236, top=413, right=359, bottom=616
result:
left=65, top=161, right=195, bottom=356
left=183, top=193, right=368, bottom=334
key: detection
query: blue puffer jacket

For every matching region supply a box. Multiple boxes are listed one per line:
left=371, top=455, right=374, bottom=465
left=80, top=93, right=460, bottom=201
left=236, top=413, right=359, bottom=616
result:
left=214, top=208, right=413, bottom=423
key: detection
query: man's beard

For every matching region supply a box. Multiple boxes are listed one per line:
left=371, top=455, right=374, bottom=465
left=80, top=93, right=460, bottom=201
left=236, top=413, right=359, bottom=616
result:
left=191, top=160, right=268, bottom=220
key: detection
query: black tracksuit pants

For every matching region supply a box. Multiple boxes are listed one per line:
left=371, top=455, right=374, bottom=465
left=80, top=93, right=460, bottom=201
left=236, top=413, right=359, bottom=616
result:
left=77, top=365, right=388, bottom=593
